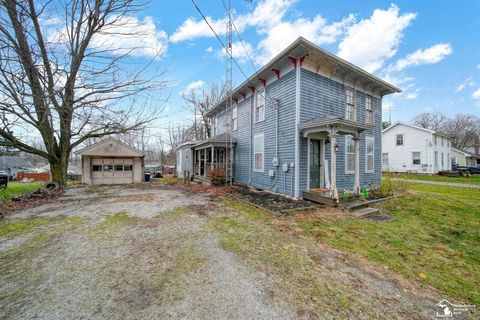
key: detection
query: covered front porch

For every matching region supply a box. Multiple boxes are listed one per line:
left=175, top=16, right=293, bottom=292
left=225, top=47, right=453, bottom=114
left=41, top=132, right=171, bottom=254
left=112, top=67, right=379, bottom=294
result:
left=299, top=116, right=373, bottom=206
left=192, top=135, right=235, bottom=183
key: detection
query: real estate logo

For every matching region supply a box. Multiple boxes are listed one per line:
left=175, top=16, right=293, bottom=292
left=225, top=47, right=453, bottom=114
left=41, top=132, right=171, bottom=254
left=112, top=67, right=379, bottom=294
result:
left=435, top=299, right=475, bottom=318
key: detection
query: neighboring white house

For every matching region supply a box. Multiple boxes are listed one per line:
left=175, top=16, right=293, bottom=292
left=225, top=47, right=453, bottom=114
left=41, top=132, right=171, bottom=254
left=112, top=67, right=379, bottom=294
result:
left=382, top=122, right=452, bottom=174
left=175, top=141, right=195, bottom=178
left=451, top=148, right=479, bottom=168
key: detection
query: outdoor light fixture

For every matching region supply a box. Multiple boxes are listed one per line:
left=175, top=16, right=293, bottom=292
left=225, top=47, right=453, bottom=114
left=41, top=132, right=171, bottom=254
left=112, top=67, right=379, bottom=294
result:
left=335, top=144, right=339, bottom=152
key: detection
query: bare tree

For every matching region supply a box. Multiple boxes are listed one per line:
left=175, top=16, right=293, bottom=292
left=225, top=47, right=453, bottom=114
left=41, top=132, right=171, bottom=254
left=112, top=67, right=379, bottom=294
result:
left=412, top=112, right=447, bottom=131
left=182, top=82, right=226, bottom=139
left=441, top=114, right=480, bottom=149
left=0, top=0, right=167, bottom=186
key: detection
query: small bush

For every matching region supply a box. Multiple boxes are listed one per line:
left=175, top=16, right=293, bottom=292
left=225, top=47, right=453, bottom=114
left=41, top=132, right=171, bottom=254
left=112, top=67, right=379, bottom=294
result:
left=209, top=168, right=226, bottom=186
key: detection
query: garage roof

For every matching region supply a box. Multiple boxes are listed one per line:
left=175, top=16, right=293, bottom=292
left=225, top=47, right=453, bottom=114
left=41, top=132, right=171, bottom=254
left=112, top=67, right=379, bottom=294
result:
left=77, top=137, right=144, bottom=157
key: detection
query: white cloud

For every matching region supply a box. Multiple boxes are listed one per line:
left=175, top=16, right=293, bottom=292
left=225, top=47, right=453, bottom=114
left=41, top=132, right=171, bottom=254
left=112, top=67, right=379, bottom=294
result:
left=255, top=14, right=354, bottom=64
left=405, top=92, right=418, bottom=99
left=205, top=46, right=214, bottom=53
left=390, top=43, right=452, bottom=72
left=170, top=16, right=227, bottom=43
left=472, top=88, right=480, bottom=100
left=50, top=16, right=167, bottom=59
left=337, top=4, right=416, bottom=73
left=180, top=80, right=205, bottom=96
left=455, top=77, right=475, bottom=92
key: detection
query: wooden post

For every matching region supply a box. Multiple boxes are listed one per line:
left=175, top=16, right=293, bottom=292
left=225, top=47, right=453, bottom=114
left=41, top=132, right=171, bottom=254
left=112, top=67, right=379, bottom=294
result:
left=329, top=128, right=338, bottom=202
left=353, top=133, right=360, bottom=196
left=211, top=146, right=214, bottom=175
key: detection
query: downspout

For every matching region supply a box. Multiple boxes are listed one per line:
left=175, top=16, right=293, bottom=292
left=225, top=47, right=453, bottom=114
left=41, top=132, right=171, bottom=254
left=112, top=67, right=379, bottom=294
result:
left=267, top=99, right=280, bottom=191
left=294, top=59, right=301, bottom=199
left=249, top=94, right=253, bottom=185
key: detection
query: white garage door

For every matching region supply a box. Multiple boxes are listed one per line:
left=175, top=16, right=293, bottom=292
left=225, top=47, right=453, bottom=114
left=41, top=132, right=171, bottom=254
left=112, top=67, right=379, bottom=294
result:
left=91, top=158, right=134, bottom=185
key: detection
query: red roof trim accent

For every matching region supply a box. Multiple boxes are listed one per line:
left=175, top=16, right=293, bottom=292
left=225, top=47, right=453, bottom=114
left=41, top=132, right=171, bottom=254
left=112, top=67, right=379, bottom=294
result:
left=272, top=68, right=280, bottom=79
left=288, top=56, right=297, bottom=68
left=249, top=86, right=256, bottom=93
left=239, top=92, right=245, bottom=99
left=259, top=78, right=267, bottom=87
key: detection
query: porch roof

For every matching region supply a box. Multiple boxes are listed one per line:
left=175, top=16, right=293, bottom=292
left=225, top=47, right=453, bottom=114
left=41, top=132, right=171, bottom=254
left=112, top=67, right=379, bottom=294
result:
left=193, top=133, right=237, bottom=150
left=299, top=116, right=373, bottom=137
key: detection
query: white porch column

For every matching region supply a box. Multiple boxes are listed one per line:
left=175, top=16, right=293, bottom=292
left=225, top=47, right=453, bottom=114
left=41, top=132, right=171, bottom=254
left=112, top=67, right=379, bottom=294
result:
left=329, top=129, right=338, bottom=202
left=353, top=133, right=361, bottom=196
left=211, top=146, right=214, bottom=173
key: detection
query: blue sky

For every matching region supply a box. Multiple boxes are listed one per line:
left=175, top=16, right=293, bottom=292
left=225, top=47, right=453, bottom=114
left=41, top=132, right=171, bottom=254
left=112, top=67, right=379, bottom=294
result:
left=125, top=0, right=480, bottom=128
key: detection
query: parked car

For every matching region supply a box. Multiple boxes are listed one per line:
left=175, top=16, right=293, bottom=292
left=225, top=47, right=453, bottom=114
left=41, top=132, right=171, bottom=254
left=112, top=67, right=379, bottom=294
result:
left=0, top=173, right=8, bottom=189
left=451, top=164, right=480, bottom=175
left=154, top=171, right=163, bottom=178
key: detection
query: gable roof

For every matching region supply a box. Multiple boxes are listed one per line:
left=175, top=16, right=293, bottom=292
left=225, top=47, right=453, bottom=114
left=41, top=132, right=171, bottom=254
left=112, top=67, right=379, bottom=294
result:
left=382, top=122, right=452, bottom=139
left=76, top=137, right=143, bottom=157
left=451, top=147, right=479, bottom=158
left=207, top=36, right=401, bottom=117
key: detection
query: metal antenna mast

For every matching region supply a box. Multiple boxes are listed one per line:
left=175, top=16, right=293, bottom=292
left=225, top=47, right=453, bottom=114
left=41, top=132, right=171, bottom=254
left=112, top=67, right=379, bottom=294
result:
left=225, top=0, right=233, bottom=186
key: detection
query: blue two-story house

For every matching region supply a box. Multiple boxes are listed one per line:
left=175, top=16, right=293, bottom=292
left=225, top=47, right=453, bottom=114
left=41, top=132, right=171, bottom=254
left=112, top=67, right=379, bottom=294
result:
left=181, top=37, right=400, bottom=205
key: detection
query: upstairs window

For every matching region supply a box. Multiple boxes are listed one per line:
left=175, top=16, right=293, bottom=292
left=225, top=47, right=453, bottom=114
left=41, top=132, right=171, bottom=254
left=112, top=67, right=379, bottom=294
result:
left=412, top=152, right=421, bottom=165
left=366, top=137, right=374, bottom=173
left=232, top=105, right=238, bottom=131
left=345, top=87, right=356, bottom=121
left=365, top=95, right=373, bottom=125
left=441, top=137, right=444, bottom=146
left=255, top=89, right=265, bottom=122
left=212, top=117, right=218, bottom=136
left=433, top=135, right=437, bottom=145
left=345, top=135, right=355, bottom=174
left=396, top=134, right=404, bottom=146
left=254, top=134, right=264, bottom=172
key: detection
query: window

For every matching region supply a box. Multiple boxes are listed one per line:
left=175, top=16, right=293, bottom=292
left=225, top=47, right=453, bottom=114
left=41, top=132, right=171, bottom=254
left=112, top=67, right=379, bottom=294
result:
left=92, top=165, right=102, bottom=172
left=365, top=95, right=373, bottom=125
left=103, top=165, right=113, bottom=172
left=212, top=117, right=218, bottom=136
left=114, top=165, right=124, bottom=171
left=412, top=152, right=421, bottom=165
left=433, top=135, right=437, bottom=146
left=254, top=134, right=264, bottom=172
left=345, top=87, right=356, bottom=121
left=441, top=137, right=444, bottom=146
left=232, top=105, right=238, bottom=131
left=396, top=134, right=404, bottom=146
left=447, top=153, right=450, bottom=169
left=441, top=152, right=444, bottom=167
left=124, top=165, right=133, bottom=171
left=366, top=137, right=374, bottom=173
left=382, top=153, right=388, bottom=166
left=345, top=135, right=355, bottom=174
left=255, top=89, right=265, bottom=122
left=434, top=151, right=438, bottom=167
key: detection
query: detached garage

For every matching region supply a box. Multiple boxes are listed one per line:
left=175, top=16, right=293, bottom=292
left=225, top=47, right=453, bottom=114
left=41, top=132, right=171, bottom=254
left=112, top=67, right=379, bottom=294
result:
left=78, top=138, right=144, bottom=185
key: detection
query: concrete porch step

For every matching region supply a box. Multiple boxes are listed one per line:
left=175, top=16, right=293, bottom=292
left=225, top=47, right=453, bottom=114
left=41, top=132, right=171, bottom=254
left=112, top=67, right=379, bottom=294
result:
left=341, top=200, right=369, bottom=211
left=349, top=207, right=379, bottom=218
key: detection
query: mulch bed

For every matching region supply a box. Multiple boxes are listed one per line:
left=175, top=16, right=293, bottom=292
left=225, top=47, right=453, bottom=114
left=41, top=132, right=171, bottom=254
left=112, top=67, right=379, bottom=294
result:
left=229, top=185, right=323, bottom=214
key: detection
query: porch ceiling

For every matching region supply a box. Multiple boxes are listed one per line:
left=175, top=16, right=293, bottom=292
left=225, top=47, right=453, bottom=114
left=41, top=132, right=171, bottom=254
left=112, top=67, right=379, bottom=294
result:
left=193, top=133, right=237, bottom=150
left=299, top=116, right=373, bottom=137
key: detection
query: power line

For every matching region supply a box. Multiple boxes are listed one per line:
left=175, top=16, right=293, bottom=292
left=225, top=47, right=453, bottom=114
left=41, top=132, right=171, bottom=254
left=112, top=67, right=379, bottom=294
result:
left=190, top=0, right=275, bottom=107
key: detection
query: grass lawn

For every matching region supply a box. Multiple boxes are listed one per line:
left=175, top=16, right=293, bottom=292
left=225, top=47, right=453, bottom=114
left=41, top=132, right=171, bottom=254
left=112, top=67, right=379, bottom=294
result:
left=385, top=172, right=480, bottom=185
left=0, top=181, right=43, bottom=200
left=297, top=182, right=480, bottom=305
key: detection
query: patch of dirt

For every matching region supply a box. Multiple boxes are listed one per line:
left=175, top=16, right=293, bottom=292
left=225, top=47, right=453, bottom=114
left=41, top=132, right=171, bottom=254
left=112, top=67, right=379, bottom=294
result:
left=0, top=189, right=64, bottom=220
left=229, top=185, right=322, bottom=213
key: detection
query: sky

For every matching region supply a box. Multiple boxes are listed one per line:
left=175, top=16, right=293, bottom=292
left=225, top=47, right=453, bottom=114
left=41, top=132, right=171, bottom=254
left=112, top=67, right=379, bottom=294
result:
left=105, top=0, right=480, bottom=129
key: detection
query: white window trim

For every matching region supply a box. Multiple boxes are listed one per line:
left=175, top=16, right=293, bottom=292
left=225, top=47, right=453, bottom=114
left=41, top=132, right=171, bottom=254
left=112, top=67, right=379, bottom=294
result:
left=396, top=134, right=404, bottom=146
left=255, top=89, right=265, bottom=123
left=412, top=152, right=421, bottom=165
left=253, top=133, right=264, bottom=172
left=232, top=105, right=238, bottom=131
left=345, top=135, right=355, bottom=175
left=345, top=87, right=356, bottom=121
left=365, top=136, right=374, bottom=173
left=365, top=95, right=373, bottom=125
left=382, top=153, right=389, bottom=166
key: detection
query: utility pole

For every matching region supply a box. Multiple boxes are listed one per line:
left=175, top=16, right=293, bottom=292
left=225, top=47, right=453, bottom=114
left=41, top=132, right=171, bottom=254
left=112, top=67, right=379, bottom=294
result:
left=225, top=0, right=233, bottom=186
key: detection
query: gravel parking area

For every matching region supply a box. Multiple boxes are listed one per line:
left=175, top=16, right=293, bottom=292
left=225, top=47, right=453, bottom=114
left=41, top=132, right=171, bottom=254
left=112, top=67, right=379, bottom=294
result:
left=0, top=184, right=463, bottom=319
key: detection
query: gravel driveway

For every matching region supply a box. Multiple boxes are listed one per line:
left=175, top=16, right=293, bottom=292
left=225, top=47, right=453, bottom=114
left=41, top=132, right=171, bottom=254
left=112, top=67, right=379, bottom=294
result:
left=0, top=184, right=466, bottom=319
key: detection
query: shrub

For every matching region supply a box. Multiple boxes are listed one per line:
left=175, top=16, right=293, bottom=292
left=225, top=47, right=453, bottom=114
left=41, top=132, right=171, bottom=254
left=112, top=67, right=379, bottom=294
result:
left=209, top=168, right=226, bottom=186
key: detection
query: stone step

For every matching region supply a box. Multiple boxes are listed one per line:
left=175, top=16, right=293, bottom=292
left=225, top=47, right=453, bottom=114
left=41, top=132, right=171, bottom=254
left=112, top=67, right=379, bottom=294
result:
left=350, top=207, right=379, bottom=218
left=341, top=200, right=369, bottom=211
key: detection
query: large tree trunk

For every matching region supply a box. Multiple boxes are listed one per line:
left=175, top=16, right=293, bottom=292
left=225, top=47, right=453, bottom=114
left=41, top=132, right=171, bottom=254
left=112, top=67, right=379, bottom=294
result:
left=49, top=154, right=69, bottom=187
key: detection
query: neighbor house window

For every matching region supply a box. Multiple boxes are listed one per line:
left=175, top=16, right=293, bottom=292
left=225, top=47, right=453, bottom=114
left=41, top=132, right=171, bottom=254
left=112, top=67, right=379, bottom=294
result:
left=441, top=137, right=444, bottom=146
left=345, top=87, right=355, bottom=121
left=255, top=89, right=265, bottom=122
left=345, top=135, right=355, bottom=174
left=114, top=165, right=123, bottom=171
left=254, top=133, right=264, bottom=172
left=124, top=165, right=133, bottom=171
left=212, top=117, right=218, bottom=136
left=365, top=95, right=373, bottom=125
left=434, top=151, right=438, bottom=167
left=232, top=105, right=238, bottom=131
left=441, top=152, right=444, bottom=167
left=366, top=137, right=374, bottom=173
left=382, top=153, right=388, bottom=166
left=103, top=165, right=113, bottom=172
left=434, top=135, right=437, bottom=145
left=396, top=134, right=404, bottom=146
left=92, top=165, right=102, bottom=172
left=412, top=152, right=421, bottom=165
